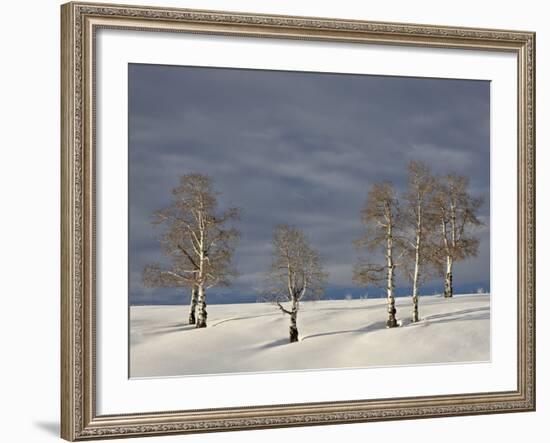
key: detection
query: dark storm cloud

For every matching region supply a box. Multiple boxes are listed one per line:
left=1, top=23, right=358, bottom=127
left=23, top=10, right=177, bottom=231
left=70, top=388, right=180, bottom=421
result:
left=128, top=64, right=490, bottom=304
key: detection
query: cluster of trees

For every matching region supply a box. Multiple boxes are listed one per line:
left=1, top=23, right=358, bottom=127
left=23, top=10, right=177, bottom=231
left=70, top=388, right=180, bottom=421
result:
left=142, top=174, right=328, bottom=342
left=353, top=161, right=483, bottom=328
left=143, top=162, right=483, bottom=343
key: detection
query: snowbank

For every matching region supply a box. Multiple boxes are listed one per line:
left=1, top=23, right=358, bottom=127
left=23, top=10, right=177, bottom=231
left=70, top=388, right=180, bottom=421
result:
left=130, top=294, right=490, bottom=377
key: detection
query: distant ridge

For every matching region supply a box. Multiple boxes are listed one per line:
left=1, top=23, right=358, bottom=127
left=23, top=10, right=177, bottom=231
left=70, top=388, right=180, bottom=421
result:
left=131, top=282, right=490, bottom=306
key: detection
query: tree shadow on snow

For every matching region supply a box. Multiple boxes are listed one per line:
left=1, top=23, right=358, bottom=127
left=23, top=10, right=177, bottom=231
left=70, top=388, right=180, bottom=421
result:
left=422, top=306, right=490, bottom=322
left=404, top=306, right=490, bottom=327
left=147, top=322, right=196, bottom=337
left=300, top=306, right=489, bottom=341
left=253, top=338, right=291, bottom=350
left=301, top=320, right=389, bottom=341
left=210, top=312, right=279, bottom=327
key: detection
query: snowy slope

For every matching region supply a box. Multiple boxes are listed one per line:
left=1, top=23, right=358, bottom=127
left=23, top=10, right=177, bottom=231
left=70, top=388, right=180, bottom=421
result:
left=130, top=294, right=490, bottom=378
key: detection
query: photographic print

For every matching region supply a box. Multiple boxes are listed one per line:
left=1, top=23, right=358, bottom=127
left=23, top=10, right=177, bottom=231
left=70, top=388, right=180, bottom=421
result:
left=129, top=64, right=490, bottom=378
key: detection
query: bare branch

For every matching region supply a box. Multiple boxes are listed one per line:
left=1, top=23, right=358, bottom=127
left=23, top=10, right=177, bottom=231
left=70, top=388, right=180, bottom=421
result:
left=276, top=302, right=292, bottom=315
left=263, top=224, right=328, bottom=305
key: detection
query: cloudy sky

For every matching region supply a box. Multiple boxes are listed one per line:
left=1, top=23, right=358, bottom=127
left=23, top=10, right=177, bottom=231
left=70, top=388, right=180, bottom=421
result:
left=128, top=63, right=490, bottom=305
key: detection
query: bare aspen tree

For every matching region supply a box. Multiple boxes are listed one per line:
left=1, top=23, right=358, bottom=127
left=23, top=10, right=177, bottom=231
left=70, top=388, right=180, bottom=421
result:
left=142, top=174, right=240, bottom=327
left=402, top=161, right=437, bottom=322
left=354, top=182, right=401, bottom=328
left=432, top=173, right=483, bottom=298
left=264, top=225, right=328, bottom=343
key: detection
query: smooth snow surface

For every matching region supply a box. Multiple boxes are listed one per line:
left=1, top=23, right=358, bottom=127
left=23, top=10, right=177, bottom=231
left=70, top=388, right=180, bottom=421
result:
left=130, top=294, right=490, bottom=377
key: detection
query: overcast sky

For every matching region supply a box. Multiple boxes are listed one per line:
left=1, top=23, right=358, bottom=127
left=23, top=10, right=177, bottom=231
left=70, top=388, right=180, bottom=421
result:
left=129, top=63, right=490, bottom=305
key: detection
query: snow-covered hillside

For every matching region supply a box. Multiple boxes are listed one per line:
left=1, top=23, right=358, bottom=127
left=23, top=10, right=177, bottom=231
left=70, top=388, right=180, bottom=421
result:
left=130, top=294, right=490, bottom=378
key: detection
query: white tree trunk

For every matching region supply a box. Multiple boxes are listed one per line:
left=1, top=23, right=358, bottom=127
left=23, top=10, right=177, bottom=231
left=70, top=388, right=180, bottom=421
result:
left=188, top=286, right=198, bottom=324
left=412, top=240, right=420, bottom=322
left=196, top=208, right=208, bottom=327
left=195, top=284, right=207, bottom=328
left=444, top=255, right=453, bottom=298
left=386, top=225, right=397, bottom=328
left=289, top=297, right=299, bottom=343
left=445, top=201, right=456, bottom=298
left=411, top=196, right=423, bottom=322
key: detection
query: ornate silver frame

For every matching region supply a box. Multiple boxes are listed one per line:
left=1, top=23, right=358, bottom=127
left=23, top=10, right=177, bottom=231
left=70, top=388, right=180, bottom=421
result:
left=61, top=2, right=536, bottom=440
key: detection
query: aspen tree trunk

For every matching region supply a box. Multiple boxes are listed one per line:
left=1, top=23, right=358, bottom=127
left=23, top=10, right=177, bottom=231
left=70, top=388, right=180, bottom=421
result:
left=386, top=224, right=398, bottom=328
left=445, top=201, right=456, bottom=298
left=195, top=284, right=207, bottom=328
left=444, top=256, right=453, bottom=298
left=289, top=298, right=299, bottom=343
left=412, top=203, right=421, bottom=322
left=412, top=242, right=420, bottom=322
left=188, top=286, right=198, bottom=324
left=196, top=202, right=208, bottom=328
left=441, top=217, right=453, bottom=299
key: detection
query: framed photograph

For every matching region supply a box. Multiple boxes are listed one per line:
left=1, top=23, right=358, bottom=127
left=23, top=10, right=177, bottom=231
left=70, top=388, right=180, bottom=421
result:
left=61, top=2, right=536, bottom=440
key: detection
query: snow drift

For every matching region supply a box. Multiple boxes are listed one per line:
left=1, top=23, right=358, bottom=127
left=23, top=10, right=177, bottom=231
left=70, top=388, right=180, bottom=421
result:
left=130, top=293, right=490, bottom=378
